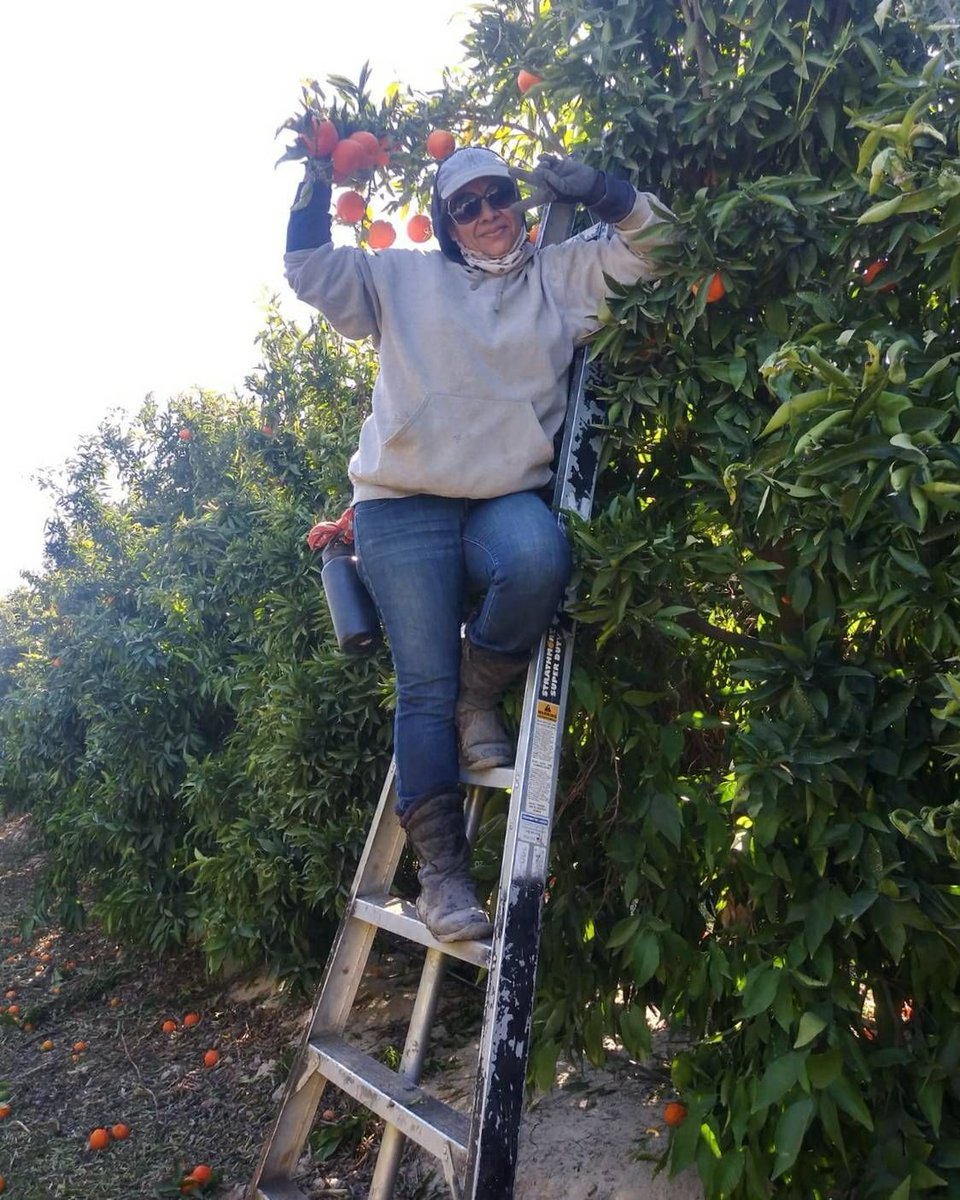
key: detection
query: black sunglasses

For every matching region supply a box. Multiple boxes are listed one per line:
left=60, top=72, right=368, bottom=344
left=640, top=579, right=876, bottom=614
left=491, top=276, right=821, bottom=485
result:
left=446, top=180, right=520, bottom=226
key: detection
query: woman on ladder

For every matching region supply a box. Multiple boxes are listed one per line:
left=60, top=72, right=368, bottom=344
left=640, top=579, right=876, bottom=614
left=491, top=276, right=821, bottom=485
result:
left=285, top=145, right=672, bottom=942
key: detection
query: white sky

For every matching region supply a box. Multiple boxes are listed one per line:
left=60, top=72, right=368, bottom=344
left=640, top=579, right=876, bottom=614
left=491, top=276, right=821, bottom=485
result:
left=0, top=0, right=471, bottom=595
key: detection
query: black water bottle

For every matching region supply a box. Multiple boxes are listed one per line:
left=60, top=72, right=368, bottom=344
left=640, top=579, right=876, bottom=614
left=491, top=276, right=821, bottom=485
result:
left=320, top=538, right=382, bottom=655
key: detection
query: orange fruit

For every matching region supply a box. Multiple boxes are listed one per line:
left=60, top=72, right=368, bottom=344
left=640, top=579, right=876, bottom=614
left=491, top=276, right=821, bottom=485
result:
left=88, top=1127, right=111, bottom=1150
left=301, top=116, right=339, bottom=158
left=5, top=990, right=16, bottom=1000
left=51, top=657, right=63, bottom=667
left=347, top=130, right=381, bottom=167
left=517, top=69, right=542, bottom=93
left=40, top=1039, right=54, bottom=1051
left=162, top=1019, right=178, bottom=1034
left=321, top=1108, right=336, bottom=1121
left=663, top=1101, right=688, bottom=1127
left=407, top=214, right=432, bottom=243
left=189, top=1165, right=213, bottom=1183
left=22, top=1022, right=34, bottom=1032
left=331, top=138, right=365, bottom=182
left=40, top=953, right=52, bottom=963
left=180, top=1182, right=199, bottom=1195
left=73, top=1041, right=88, bottom=1052
left=262, top=424, right=274, bottom=437
left=426, top=129, right=456, bottom=160
left=178, top=428, right=192, bottom=441
left=862, top=257, right=894, bottom=292
left=692, top=273, right=725, bottom=303
left=336, top=190, right=367, bottom=224
left=203, top=1049, right=220, bottom=1068
left=367, top=220, right=396, bottom=250
left=0, top=1104, right=11, bottom=1119
left=111, top=1122, right=131, bottom=1140
left=7, top=1005, right=19, bottom=1016
left=0, top=1174, right=6, bottom=1192
left=528, top=222, right=540, bottom=244
left=109, top=997, right=121, bottom=1008
left=183, top=1012, right=201, bottom=1027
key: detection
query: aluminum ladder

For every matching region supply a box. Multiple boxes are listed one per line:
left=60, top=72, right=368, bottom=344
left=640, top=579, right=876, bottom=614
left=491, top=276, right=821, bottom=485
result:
left=248, top=201, right=606, bottom=1200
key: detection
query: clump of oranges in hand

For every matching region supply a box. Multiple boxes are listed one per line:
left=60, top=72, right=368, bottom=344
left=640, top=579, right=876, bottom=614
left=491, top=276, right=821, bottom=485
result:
left=279, top=96, right=449, bottom=252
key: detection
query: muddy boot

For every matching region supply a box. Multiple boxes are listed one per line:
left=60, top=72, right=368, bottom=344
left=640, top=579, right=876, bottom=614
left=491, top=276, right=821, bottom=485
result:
left=401, top=793, right=493, bottom=943
left=456, top=639, right=529, bottom=770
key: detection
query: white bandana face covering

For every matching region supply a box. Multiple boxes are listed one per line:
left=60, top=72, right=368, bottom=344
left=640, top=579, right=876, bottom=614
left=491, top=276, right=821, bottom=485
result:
left=459, top=226, right=532, bottom=280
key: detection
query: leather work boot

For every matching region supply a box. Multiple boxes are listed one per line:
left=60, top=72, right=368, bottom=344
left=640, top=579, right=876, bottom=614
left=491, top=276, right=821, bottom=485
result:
left=401, top=793, right=493, bottom=943
left=456, top=639, right=529, bottom=770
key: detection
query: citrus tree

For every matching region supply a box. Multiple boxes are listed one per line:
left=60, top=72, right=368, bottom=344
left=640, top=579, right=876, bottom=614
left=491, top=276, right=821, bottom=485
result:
left=388, top=1, right=959, bottom=1195
left=0, top=309, right=393, bottom=979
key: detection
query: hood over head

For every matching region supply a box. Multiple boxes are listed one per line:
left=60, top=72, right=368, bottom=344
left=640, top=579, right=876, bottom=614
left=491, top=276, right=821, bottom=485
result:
left=430, top=146, right=515, bottom=264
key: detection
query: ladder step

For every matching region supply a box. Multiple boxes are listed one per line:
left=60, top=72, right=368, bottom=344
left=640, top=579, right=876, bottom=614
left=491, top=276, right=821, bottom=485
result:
left=306, top=1033, right=470, bottom=1165
left=352, top=894, right=492, bottom=969
left=252, top=1182, right=307, bottom=1200
left=459, top=763, right=515, bottom=790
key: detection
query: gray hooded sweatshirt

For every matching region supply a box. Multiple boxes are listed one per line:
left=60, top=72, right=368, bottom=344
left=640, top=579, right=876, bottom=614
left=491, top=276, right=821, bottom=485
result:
left=284, top=191, right=667, bottom=502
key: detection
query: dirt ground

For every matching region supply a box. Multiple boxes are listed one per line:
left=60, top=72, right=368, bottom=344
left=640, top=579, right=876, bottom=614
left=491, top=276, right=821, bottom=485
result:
left=0, top=811, right=701, bottom=1200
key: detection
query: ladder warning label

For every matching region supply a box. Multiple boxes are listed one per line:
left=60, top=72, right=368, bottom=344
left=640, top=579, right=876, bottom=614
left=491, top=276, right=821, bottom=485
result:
left=537, top=700, right=559, bottom=723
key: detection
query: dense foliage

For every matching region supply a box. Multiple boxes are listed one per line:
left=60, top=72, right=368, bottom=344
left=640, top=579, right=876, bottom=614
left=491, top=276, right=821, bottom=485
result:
left=0, top=312, right=392, bottom=981
left=3, top=0, right=960, bottom=1194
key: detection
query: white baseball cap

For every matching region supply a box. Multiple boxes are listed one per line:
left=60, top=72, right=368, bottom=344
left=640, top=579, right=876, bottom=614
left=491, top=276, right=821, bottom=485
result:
left=436, top=147, right=513, bottom=200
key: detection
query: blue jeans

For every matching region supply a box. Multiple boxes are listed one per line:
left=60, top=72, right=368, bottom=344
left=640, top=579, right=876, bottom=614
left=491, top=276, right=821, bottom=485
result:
left=353, top=492, right=571, bottom=817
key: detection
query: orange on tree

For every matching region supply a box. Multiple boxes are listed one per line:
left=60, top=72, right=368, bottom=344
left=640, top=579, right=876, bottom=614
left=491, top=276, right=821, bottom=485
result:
left=301, top=116, right=338, bottom=159
left=72, top=1040, right=88, bottom=1052
left=203, top=1048, right=220, bottom=1067
left=4, top=990, right=16, bottom=1000
left=367, top=220, right=396, bottom=250
left=162, top=1019, right=178, bottom=1033
left=182, top=1012, right=201, bottom=1027
left=336, top=190, right=367, bottom=224
left=321, top=1107, right=336, bottom=1121
left=111, top=1122, right=131, bottom=1140
left=347, top=130, right=380, bottom=167
left=40, top=1039, right=54, bottom=1051
left=0, top=1174, right=6, bottom=1192
left=692, top=272, right=725, bottom=303
left=330, top=138, right=366, bottom=183
left=188, top=1165, right=213, bottom=1183
left=664, top=1101, right=688, bottom=1127
left=407, top=214, right=432, bottom=243
left=178, top=429, right=192, bottom=442
left=426, top=129, right=456, bottom=160
left=517, top=68, right=542, bottom=93
left=0, top=1104, right=11, bottom=1119
left=88, top=1127, right=111, bottom=1151
left=6, top=1005, right=19, bottom=1016
left=528, top=222, right=540, bottom=244
left=862, top=257, right=894, bottom=292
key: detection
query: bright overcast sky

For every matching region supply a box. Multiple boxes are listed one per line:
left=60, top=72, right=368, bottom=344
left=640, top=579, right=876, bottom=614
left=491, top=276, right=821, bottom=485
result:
left=0, top=0, right=471, bottom=596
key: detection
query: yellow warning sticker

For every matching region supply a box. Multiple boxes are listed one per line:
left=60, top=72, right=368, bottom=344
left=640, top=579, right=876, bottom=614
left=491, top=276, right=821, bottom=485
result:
left=537, top=700, right=559, bottom=723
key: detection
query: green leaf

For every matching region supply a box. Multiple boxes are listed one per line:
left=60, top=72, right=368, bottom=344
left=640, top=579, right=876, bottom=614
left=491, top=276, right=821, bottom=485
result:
left=808, top=1047, right=843, bottom=1089
left=771, top=1096, right=816, bottom=1180
left=827, top=1076, right=874, bottom=1131
left=742, top=963, right=781, bottom=1018
left=794, top=1011, right=828, bottom=1048
left=753, top=1051, right=804, bottom=1112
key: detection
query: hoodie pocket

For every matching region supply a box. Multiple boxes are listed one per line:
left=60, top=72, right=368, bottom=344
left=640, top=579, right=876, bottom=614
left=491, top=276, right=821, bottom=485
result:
left=369, top=393, right=555, bottom=497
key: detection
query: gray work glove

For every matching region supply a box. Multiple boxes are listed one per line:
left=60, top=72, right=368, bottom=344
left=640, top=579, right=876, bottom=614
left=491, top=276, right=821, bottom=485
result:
left=526, top=154, right=606, bottom=207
